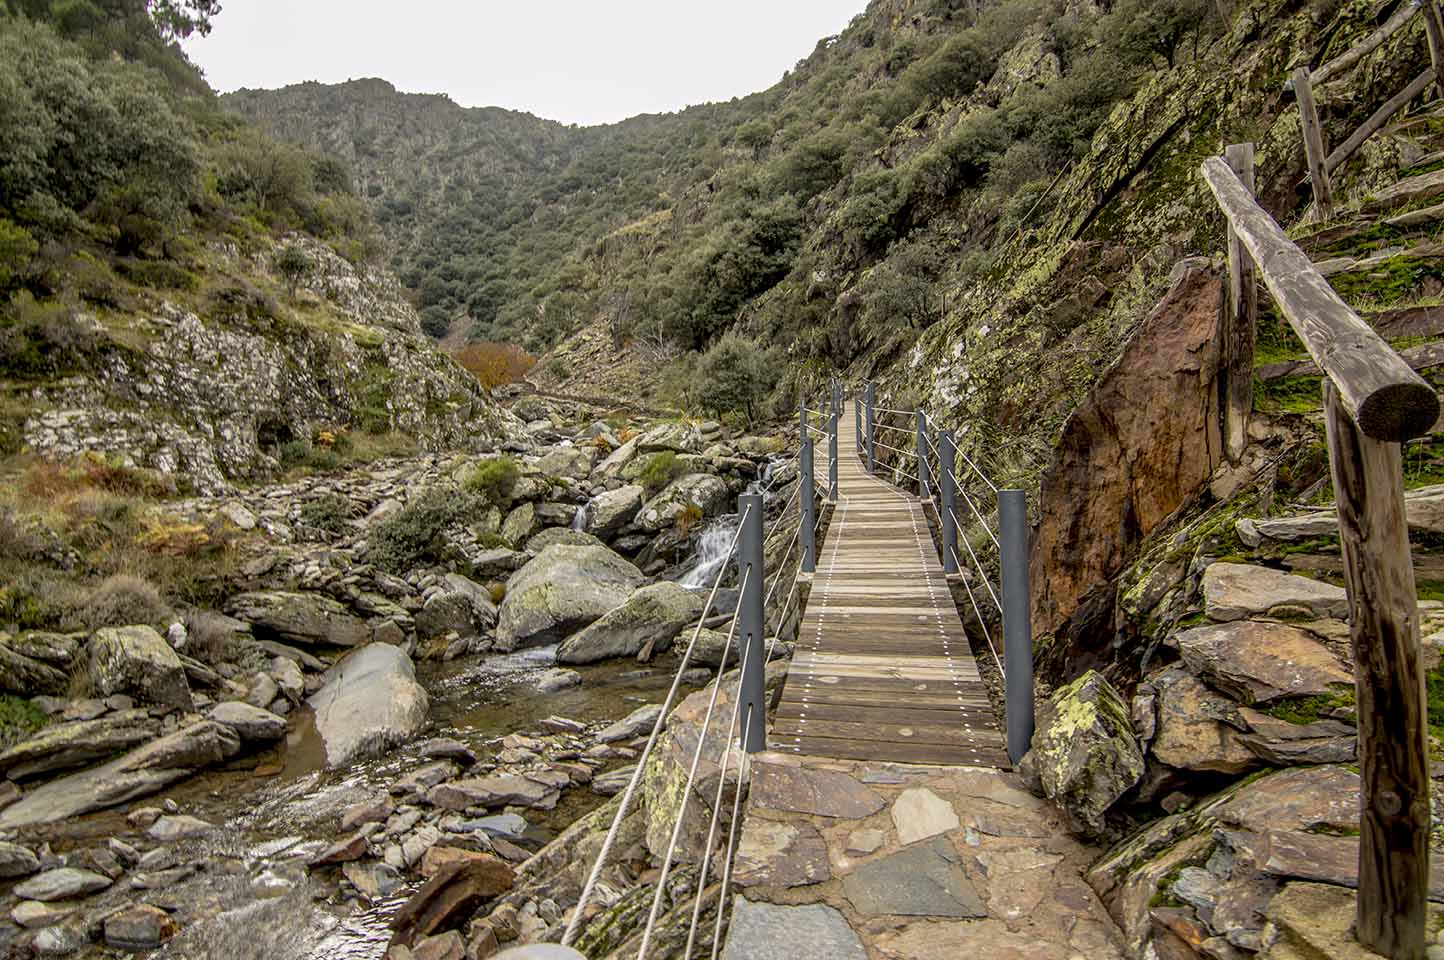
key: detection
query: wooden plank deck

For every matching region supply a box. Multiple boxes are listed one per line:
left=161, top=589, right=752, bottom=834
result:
left=769, top=401, right=1009, bottom=768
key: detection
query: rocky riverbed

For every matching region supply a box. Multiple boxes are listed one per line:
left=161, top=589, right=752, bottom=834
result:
left=0, top=394, right=800, bottom=958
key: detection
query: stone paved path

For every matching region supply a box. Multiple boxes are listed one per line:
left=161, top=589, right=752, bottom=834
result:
left=723, top=752, right=1127, bottom=959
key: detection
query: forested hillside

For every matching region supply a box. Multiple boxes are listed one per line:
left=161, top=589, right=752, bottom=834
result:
left=0, top=0, right=508, bottom=484
left=224, top=0, right=1221, bottom=363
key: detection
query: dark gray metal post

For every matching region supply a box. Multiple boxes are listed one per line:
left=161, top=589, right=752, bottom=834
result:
left=828, top=409, right=839, bottom=502
left=736, top=492, right=766, bottom=752
left=999, top=489, right=1034, bottom=765
left=855, top=401, right=861, bottom=454
left=940, top=431, right=958, bottom=576
left=864, top=382, right=876, bottom=473
left=916, top=411, right=930, bottom=502
left=800, top=437, right=816, bottom=573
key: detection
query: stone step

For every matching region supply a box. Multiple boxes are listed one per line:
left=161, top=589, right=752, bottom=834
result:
left=1256, top=335, right=1444, bottom=381
left=1311, top=239, right=1444, bottom=278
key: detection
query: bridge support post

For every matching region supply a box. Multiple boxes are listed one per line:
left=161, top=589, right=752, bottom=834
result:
left=864, top=382, right=876, bottom=473
left=801, top=437, right=816, bottom=573
left=916, top=411, right=931, bottom=502
left=999, top=489, right=1034, bottom=766
left=828, top=410, right=839, bottom=502
left=940, top=431, right=958, bottom=576
left=736, top=492, right=767, bottom=753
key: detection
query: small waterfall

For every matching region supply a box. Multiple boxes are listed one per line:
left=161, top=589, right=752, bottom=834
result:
left=678, top=456, right=783, bottom=587
left=680, top=516, right=739, bottom=588
left=571, top=501, right=589, bottom=531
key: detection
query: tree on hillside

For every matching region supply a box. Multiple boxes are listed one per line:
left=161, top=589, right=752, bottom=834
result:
left=274, top=244, right=312, bottom=298
left=452, top=342, right=535, bottom=394
left=693, top=334, right=777, bottom=423
left=3, top=0, right=221, bottom=40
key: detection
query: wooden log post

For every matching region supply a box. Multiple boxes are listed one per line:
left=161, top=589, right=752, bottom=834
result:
left=1293, top=66, right=1335, bottom=221
left=1323, top=380, right=1429, bottom=960
left=1223, top=142, right=1257, bottom=464
left=1201, top=156, right=1439, bottom=441
left=1423, top=0, right=1444, bottom=97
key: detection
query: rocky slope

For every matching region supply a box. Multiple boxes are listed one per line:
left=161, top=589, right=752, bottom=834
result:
left=13, top=235, right=515, bottom=496
left=0, top=392, right=809, bottom=957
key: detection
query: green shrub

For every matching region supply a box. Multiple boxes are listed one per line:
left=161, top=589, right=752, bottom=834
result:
left=73, top=573, right=171, bottom=630
left=368, top=487, right=477, bottom=573
left=638, top=451, right=686, bottom=496
left=298, top=493, right=352, bottom=537
left=463, top=456, right=521, bottom=507
left=0, top=695, right=48, bottom=751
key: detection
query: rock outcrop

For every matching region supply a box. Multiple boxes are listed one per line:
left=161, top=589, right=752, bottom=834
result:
left=1019, top=670, right=1143, bottom=838
left=1030, top=261, right=1223, bottom=667
left=226, top=591, right=373, bottom=647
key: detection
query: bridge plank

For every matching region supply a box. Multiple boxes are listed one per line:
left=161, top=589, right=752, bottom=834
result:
left=770, top=399, right=1007, bottom=768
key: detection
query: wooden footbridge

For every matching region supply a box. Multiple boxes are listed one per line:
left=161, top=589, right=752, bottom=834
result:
left=770, top=400, right=1010, bottom=767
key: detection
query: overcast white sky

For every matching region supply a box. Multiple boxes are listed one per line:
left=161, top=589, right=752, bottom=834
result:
left=182, top=1, right=865, bottom=126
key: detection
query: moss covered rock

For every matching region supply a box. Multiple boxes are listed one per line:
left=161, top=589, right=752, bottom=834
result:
left=495, top=544, right=645, bottom=651
left=1018, top=669, right=1143, bottom=839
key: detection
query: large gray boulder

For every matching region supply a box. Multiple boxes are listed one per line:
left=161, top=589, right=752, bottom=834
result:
left=524, top=528, right=604, bottom=556
left=1018, top=670, right=1143, bottom=839
left=536, top=445, right=594, bottom=480
left=636, top=421, right=703, bottom=454
left=495, top=545, right=645, bottom=651
left=87, top=626, right=192, bottom=712
left=415, top=574, right=498, bottom=641
left=306, top=643, right=429, bottom=768
left=0, top=720, right=240, bottom=829
left=592, top=437, right=640, bottom=482
left=226, top=591, right=372, bottom=647
left=208, top=701, right=287, bottom=744
left=635, top=474, right=730, bottom=532
left=585, top=485, right=644, bottom=539
left=0, top=644, right=66, bottom=697
left=0, top=710, right=160, bottom=781
left=556, top=582, right=704, bottom=665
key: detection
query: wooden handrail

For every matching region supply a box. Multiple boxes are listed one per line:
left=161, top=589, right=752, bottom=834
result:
left=1326, top=69, right=1434, bottom=173
left=1200, top=156, right=1439, bottom=440
left=1312, top=0, right=1423, bottom=85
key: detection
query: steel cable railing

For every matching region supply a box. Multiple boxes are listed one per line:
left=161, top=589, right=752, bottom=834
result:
left=636, top=564, right=751, bottom=958
left=561, top=506, right=749, bottom=947
left=567, top=388, right=843, bottom=955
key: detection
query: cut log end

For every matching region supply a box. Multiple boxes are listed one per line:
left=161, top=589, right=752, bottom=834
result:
left=1356, top=382, right=1442, bottom=441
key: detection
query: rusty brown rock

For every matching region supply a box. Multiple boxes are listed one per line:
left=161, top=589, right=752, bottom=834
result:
left=389, top=854, right=515, bottom=949
left=1030, top=262, right=1223, bottom=672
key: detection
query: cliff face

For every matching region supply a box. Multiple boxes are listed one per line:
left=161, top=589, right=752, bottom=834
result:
left=14, top=236, right=516, bottom=495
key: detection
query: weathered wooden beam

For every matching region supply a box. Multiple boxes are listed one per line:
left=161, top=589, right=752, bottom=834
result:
left=1327, top=69, right=1435, bottom=174
left=1294, top=67, right=1336, bottom=220
left=1312, top=0, right=1423, bottom=84
left=1421, top=0, right=1444, bottom=95
left=1223, top=142, right=1257, bottom=464
left=1323, top=380, right=1429, bottom=960
left=1201, top=156, right=1440, bottom=440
